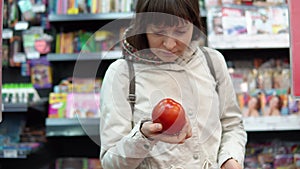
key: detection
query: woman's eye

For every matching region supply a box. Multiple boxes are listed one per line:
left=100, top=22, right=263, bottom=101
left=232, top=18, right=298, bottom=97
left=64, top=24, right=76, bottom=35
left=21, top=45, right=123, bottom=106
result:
left=153, top=31, right=165, bottom=35
left=175, top=31, right=186, bottom=35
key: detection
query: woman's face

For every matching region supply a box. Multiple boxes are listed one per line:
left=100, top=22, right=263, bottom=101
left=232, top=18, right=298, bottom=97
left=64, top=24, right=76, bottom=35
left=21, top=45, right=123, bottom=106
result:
left=270, top=97, right=279, bottom=108
left=248, top=97, right=258, bottom=110
left=146, top=21, right=193, bottom=62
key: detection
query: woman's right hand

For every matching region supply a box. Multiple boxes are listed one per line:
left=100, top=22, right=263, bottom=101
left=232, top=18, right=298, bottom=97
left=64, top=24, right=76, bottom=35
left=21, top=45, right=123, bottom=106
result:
left=140, top=117, right=192, bottom=144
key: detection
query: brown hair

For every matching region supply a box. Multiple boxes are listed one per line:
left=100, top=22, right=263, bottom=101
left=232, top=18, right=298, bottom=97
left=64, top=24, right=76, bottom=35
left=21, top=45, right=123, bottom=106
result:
left=274, top=95, right=283, bottom=110
left=126, top=0, right=204, bottom=50
left=254, top=96, right=261, bottom=110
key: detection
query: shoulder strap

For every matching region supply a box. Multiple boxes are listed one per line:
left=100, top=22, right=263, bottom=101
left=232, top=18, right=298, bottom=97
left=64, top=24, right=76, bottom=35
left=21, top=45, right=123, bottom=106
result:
left=200, top=47, right=219, bottom=92
left=126, top=60, right=136, bottom=128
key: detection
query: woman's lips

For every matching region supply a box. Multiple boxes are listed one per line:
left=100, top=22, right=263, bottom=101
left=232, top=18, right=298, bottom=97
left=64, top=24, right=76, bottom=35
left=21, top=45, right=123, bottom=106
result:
left=160, top=51, right=176, bottom=56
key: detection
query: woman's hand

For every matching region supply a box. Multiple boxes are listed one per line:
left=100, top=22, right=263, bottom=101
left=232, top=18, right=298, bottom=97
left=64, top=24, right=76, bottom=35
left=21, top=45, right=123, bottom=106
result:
left=221, top=159, right=242, bottom=169
left=140, top=116, right=192, bottom=144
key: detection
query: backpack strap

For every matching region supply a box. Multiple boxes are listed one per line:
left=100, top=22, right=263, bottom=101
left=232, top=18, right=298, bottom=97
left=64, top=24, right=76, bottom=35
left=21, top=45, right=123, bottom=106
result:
left=126, top=60, right=136, bottom=128
left=200, top=47, right=219, bottom=92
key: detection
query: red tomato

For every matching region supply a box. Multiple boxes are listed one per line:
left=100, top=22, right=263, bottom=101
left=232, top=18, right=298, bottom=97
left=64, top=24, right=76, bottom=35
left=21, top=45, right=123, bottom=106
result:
left=152, top=98, right=186, bottom=135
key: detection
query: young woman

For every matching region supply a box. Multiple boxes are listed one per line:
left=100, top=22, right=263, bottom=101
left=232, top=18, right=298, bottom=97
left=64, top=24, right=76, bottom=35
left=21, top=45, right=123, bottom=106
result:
left=100, top=0, right=247, bottom=168
left=266, top=95, right=283, bottom=116
left=245, top=96, right=261, bottom=117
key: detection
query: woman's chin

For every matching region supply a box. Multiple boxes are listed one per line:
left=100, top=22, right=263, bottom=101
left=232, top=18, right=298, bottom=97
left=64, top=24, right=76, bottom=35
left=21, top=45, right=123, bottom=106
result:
left=157, top=53, right=179, bottom=62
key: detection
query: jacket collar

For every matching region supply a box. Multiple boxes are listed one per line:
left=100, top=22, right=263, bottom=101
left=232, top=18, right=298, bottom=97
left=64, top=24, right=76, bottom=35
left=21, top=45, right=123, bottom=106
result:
left=122, top=27, right=200, bottom=66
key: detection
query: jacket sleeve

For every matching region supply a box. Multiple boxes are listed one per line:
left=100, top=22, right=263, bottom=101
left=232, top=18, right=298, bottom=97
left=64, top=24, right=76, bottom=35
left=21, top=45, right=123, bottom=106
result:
left=99, top=60, right=157, bottom=169
left=207, top=49, right=248, bottom=168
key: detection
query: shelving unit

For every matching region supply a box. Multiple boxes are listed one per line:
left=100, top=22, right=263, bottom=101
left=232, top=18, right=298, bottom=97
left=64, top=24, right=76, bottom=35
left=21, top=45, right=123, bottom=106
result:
left=243, top=116, right=300, bottom=131
left=48, top=12, right=134, bottom=21
left=0, top=142, right=42, bottom=159
left=2, top=103, right=28, bottom=113
left=46, top=118, right=99, bottom=137
left=48, top=9, right=207, bottom=22
left=42, top=8, right=130, bottom=166
left=44, top=116, right=300, bottom=138
left=208, top=33, right=290, bottom=49
left=46, top=50, right=122, bottom=61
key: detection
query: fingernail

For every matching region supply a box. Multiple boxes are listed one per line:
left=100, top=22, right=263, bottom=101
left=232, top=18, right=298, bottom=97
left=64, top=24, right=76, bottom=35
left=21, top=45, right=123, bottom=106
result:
left=156, top=124, right=162, bottom=130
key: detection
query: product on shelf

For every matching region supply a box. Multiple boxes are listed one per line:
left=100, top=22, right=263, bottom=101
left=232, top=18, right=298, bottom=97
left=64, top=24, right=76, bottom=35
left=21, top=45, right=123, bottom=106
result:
left=30, top=57, right=53, bottom=89
left=48, top=93, right=67, bottom=118
left=66, top=93, right=100, bottom=118
left=2, top=83, right=40, bottom=104
left=206, top=3, right=289, bottom=48
left=245, top=140, right=300, bottom=169
left=55, top=157, right=102, bottom=169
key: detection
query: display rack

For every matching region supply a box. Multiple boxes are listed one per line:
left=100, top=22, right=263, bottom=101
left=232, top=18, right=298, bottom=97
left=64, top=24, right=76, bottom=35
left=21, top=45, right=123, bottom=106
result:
left=208, top=33, right=289, bottom=49
left=45, top=116, right=300, bottom=138
left=46, top=118, right=99, bottom=137
left=46, top=50, right=122, bottom=61
left=2, top=103, right=28, bottom=113
left=49, top=12, right=134, bottom=21
left=243, top=116, right=300, bottom=131
left=0, top=142, right=42, bottom=159
left=48, top=9, right=207, bottom=22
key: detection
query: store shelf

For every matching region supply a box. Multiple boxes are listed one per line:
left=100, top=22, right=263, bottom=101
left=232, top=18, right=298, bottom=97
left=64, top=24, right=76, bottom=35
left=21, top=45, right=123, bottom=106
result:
left=46, top=116, right=300, bottom=136
left=0, top=142, right=42, bottom=159
left=208, top=33, right=289, bottom=49
left=48, top=10, right=207, bottom=22
left=243, top=116, right=300, bottom=131
left=2, top=103, right=28, bottom=113
left=48, top=12, right=134, bottom=22
left=46, top=118, right=99, bottom=137
left=46, top=51, right=122, bottom=61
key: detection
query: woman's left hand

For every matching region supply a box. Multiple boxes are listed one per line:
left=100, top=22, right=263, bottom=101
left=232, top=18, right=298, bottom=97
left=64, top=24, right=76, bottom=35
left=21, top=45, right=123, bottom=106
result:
left=221, top=159, right=242, bottom=169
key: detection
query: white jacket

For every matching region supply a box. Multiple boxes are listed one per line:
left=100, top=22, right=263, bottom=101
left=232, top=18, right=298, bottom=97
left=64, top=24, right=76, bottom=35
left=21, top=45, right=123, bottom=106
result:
left=99, top=47, right=247, bottom=169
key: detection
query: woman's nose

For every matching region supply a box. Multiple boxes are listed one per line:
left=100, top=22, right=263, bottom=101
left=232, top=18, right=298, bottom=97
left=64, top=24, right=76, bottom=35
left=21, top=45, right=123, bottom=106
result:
left=163, top=36, right=177, bottom=50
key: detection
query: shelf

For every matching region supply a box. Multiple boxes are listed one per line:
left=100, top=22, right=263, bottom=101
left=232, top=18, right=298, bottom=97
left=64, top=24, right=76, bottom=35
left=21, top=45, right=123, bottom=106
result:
left=208, top=33, right=289, bottom=49
left=243, top=116, right=300, bottom=132
left=48, top=10, right=207, bottom=22
left=48, top=12, right=134, bottom=22
left=46, top=51, right=122, bottom=61
left=2, top=103, right=28, bottom=113
left=46, top=116, right=300, bottom=137
left=46, top=118, right=99, bottom=136
left=0, top=142, right=42, bottom=159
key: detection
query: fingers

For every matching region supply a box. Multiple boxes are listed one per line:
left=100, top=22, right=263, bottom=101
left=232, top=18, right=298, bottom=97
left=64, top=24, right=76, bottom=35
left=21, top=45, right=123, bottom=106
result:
left=140, top=119, right=192, bottom=144
left=176, top=116, right=192, bottom=140
left=156, top=130, right=189, bottom=144
left=150, top=123, right=163, bottom=133
left=186, top=125, right=192, bottom=139
left=140, top=121, right=163, bottom=139
left=221, top=159, right=242, bottom=169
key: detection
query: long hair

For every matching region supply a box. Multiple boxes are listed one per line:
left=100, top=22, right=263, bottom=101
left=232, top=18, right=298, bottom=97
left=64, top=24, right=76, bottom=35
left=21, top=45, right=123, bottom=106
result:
left=126, top=0, right=204, bottom=50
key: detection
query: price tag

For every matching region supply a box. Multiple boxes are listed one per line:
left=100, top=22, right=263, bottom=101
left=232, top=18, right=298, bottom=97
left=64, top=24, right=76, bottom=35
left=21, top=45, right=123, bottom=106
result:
left=2, top=29, right=13, bottom=39
left=32, top=4, right=46, bottom=13
left=13, top=53, right=26, bottom=63
left=26, top=52, right=40, bottom=59
left=3, top=149, right=18, bottom=158
left=14, top=21, right=29, bottom=31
